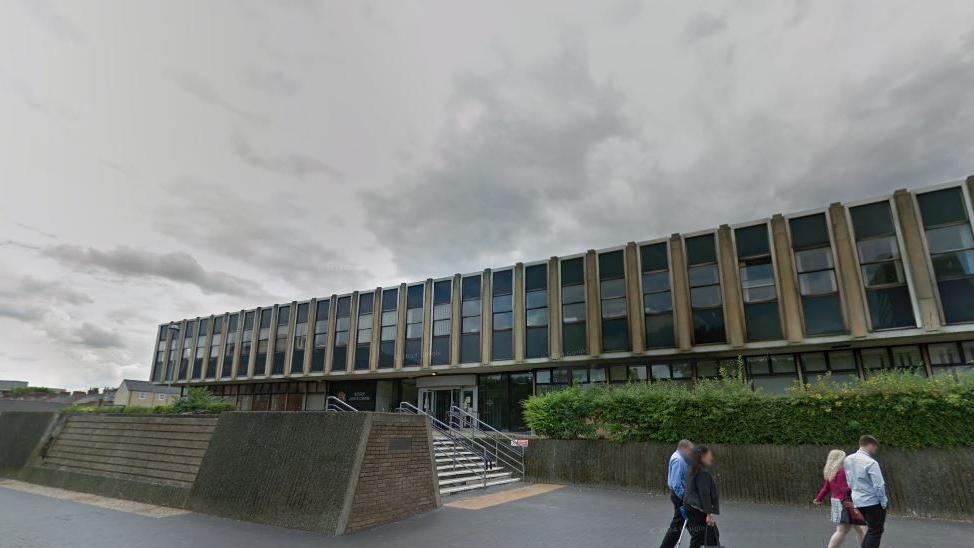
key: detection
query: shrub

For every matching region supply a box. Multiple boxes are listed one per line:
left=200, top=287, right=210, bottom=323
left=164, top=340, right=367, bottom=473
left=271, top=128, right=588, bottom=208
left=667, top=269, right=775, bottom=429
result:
left=63, top=388, right=235, bottom=415
left=523, top=370, right=974, bottom=449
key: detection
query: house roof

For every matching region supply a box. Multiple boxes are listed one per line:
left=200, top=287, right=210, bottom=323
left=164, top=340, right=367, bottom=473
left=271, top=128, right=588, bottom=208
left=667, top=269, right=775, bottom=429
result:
left=119, top=379, right=182, bottom=394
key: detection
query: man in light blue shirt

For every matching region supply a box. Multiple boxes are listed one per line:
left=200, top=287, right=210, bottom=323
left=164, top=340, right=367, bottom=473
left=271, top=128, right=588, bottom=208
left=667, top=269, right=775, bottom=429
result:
left=658, top=439, right=693, bottom=548
left=845, top=435, right=888, bottom=548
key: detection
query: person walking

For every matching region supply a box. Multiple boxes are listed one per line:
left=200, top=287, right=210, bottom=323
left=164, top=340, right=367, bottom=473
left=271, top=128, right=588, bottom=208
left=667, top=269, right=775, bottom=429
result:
left=813, top=449, right=866, bottom=547
left=684, top=445, right=720, bottom=548
left=659, top=439, right=694, bottom=548
left=845, top=435, right=888, bottom=548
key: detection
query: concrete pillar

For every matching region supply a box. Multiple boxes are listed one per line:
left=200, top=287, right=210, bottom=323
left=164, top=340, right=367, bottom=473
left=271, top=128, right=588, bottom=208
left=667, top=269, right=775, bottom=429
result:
left=231, top=311, right=245, bottom=379
left=481, top=269, right=492, bottom=365
left=246, top=310, right=258, bottom=378
left=893, top=189, right=941, bottom=331
left=548, top=257, right=562, bottom=359
left=345, top=292, right=359, bottom=372
left=625, top=242, right=646, bottom=353
left=669, top=235, right=693, bottom=351
left=324, top=294, right=338, bottom=373
left=369, top=287, right=382, bottom=371
left=284, top=302, right=298, bottom=376
left=450, top=274, right=461, bottom=366
left=717, top=225, right=746, bottom=347
left=421, top=279, right=433, bottom=369
left=585, top=250, right=601, bottom=357
left=511, top=263, right=524, bottom=362
left=770, top=215, right=804, bottom=343
left=829, top=203, right=869, bottom=337
left=303, top=300, right=316, bottom=374
left=394, top=283, right=408, bottom=369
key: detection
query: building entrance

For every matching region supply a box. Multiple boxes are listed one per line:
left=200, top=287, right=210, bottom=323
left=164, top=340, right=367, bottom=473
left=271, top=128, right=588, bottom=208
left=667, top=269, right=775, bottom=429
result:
left=416, top=374, right=477, bottom=425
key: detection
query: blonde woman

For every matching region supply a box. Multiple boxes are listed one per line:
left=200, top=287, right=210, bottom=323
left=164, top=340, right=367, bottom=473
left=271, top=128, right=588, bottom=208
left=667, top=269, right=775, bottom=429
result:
left=813, top=449, right=866, bottom=547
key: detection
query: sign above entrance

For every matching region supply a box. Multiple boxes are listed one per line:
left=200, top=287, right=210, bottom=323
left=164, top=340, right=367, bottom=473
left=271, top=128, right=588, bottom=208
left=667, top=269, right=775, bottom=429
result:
left=511, top=439, right=529, bottom=448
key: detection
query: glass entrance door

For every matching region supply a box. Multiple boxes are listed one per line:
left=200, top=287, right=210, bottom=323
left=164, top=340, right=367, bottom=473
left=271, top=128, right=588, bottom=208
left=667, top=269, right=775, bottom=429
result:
left=420, top=387, right=472, bottom=424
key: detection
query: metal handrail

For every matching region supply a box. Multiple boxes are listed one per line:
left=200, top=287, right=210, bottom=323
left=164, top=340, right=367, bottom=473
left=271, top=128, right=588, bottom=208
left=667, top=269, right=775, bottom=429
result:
left=325, top=396, right=358, bottom=412
left=397, top=402, right=489, bottom=488
left=448, top=405, right=525, bottom=477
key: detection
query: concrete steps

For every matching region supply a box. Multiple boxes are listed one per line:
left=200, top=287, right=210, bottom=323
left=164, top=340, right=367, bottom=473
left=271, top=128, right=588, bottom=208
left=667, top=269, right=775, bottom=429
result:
left=431, top=436, right=520, bottom=496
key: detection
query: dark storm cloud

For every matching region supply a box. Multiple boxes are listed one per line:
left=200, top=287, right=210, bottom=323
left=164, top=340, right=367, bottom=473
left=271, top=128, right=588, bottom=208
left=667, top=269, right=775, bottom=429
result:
left=154, top=178, right=367, bottom=295
left=166, top=69, right=267, bottom=126
left=230, top=131, right=343, bottom=181
left=42, top=244, right=258, bottom=297
left=74, top=322, right=126, bottom=349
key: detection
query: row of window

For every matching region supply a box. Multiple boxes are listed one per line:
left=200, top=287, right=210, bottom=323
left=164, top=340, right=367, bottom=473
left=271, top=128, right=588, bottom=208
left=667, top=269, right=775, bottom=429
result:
left=153, top=186, right=974, bottom=382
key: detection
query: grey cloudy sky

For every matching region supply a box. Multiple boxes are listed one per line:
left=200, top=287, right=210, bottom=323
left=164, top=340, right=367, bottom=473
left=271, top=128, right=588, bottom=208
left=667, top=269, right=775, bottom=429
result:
left=1, top=0, right=972, bottom=390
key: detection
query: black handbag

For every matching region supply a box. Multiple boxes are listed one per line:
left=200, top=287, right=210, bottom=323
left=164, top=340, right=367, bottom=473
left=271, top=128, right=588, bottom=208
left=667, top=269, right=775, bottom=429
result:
left=704, top=525, right=726, bottom=548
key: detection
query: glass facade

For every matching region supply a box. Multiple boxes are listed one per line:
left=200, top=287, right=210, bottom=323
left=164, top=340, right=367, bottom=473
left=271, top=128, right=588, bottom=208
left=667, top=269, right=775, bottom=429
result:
left=850, top=201, right=915, bottom=330
left=461, top=275, right=482, bottom=363
left=355, top=292, right=374, bottom=371
left=193, top=318, right=208, bottom=380
left=599, top=250, right=630, bottom=352
left=929, top=341, right=974, bottom=378
left=379, top=288, right=398, bottom=369
left=272, top=305, right=291, bottom=375
left=790, top=213, right=845, bottom=335
left=256, top=309, right=272, bottom=375
left=525, top=264, right=549, bottom=359
left=222, top=314, right=238, bottom=378
left=291, top=303, right=309, bottom=374
left=799, top=350, right=859, bottom=385
left=686, top=234, right=726, bottom=344
left=640, top=242, right=674, bottom=348
left=333, top=296, right=351, bottom=371
left=178, top=320, right=192, bottom=380
left=311, top=299, right=329, bottom=373
left=917, top=187, right=974, bottom=324
left=207, top=316, right=223, bottom=379
left=478, top=372, right=533, bottom=431
left=491, top=270, right=512, bottom=361
left=239, top=311, right=255, bottom=376
left=735, top=224, right=782, bottom=341
left=404, top=285, right=424, bottom=366
left=431, top=279, right=452, bottom=365
left=561, top=257, right=587, bottom=356
left=154, top=326, right=167, bottom=382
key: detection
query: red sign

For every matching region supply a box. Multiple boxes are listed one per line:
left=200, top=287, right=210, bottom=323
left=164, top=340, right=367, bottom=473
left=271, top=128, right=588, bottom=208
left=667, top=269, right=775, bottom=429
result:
left=511, top=439, right=529, bottom=447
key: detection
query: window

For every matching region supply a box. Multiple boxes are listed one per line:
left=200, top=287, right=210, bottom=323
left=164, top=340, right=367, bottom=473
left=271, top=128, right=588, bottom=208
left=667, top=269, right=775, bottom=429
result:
left=311, top=300, right=329, bottom=373
left=139, top=392, right=146, bottom=400
left=917, top=187, right=974, bottom=324
left=860, top=346, right=926, bottom=375
left=256, top=310, right=272, bottom=375
left=650, top=362, right=692, bottom=383
left=790, top=214, right=845, bottom=335
left=207, top=317, right=223, bottom=378
left=800, top=350, right=859, bottom=385
left=477, top=372, right=534, bottom=431
left=379, top=288, right=398, bottom=369
left=167, top=324, right=181, bottom=382
left=929, top=341, right=974, bottom=378
left=746, top=354, right=799, bottom=395
left=431, top=280, right=452, bottom=365
left=193, top=319, right=208, bottom=379
left=154, top=326, right=168, bottom=382
left=404, top=285, right=424, bottom=366
left=291, top=303, right=309, bottom=374
left=461, top=275, right=483, bottom=363
left=333, top=296, right=351, bottom=371
left=491, top=271, right=512, bottom=361
left=735, top=224, right=782, bottom=341
left=158, top=394, right=167, bottom=401
left=272, top=305, right=291, bottom=375
left=525, top=264, right=549, bottom=359
left=640, top=242, right=674, bottom=349
left=599, top=250, right=630, bottom=352
left=355, top=292, right=374, bottom=371
left=535, top=367, right=571, bottom=394
left=850, top=201, right=915, bottom=330
left=222, top=314, right=238, bottom=378
left=686, top=234, right=726, bottom=344
left=561, top=257, right=587, bottom=356
left=239, top=311, right=255, bottom=377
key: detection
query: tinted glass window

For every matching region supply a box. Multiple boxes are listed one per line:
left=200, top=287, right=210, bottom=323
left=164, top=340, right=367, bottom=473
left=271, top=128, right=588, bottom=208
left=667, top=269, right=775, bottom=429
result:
left=735, top=224, right=770, bottom=257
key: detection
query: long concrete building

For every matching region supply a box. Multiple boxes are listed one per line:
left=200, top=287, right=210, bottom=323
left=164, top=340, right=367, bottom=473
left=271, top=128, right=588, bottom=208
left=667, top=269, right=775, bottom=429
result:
left=149, top=176, right=974, bottom=430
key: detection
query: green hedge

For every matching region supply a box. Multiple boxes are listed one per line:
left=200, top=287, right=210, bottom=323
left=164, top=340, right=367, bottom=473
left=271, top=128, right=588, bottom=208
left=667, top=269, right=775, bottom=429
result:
left=64, top=387, right=235, bottom=415
left=522, top=370, right=974, bottom=449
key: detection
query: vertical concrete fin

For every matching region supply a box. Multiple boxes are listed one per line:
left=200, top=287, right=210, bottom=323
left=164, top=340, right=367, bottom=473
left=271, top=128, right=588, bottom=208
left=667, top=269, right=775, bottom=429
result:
left=585, top=250, right=602, bottom=356
left=717, top=225, right=746, bottom=347
left=829, top=203, right=869, bottom=337
left=770, top=215, right=805, bottom=343
left=548, top=257, right=562, bottom=359
left=669, top=234, right=693, bottom=351
left=625, top=242, right=646, bottom=353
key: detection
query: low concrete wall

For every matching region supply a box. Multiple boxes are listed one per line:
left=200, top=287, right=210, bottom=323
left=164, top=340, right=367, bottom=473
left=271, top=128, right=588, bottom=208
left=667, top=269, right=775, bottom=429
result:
left=0, top=412, right=58, bottom=473
left=525, top=439, right=974, bottom=521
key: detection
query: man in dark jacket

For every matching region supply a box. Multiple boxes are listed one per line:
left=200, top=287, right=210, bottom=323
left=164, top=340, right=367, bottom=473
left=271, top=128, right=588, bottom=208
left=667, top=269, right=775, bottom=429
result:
left=658, top=439, right=693, bottom=548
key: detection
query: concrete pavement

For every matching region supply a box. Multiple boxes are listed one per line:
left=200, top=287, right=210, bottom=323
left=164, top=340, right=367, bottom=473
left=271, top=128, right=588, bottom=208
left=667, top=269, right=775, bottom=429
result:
left=0, top=482, right=970, bottom=548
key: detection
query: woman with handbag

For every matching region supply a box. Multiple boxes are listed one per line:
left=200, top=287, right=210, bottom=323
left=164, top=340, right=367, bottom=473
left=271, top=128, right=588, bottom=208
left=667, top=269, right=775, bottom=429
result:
left=684, top=445, right=722, bottom=548
left=813, top=449, right=867, bottom=548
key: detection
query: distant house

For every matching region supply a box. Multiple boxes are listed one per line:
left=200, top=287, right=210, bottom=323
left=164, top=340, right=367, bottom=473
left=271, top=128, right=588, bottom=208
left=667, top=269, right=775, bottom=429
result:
left=0, top=380, right=29, bottom=395
left=114, top=380, right=182, bottom=407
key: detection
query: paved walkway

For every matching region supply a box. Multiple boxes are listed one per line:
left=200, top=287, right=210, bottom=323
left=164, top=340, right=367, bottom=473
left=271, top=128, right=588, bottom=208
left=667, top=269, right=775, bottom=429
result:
left=0, top=482, right=970, bottom=548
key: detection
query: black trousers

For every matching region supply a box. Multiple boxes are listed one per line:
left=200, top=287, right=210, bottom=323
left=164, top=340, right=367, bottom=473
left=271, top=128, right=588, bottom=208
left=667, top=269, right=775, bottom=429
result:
left=659, top=493, right=686, bottom=548
left=858, top=504, right=886, bottom=548
left=686, top=506, right=720, bottom=548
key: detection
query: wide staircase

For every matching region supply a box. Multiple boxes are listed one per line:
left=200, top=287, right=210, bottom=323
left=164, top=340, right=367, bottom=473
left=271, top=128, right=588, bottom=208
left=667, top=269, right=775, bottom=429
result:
left=397, top=403, right=525, bottom=496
